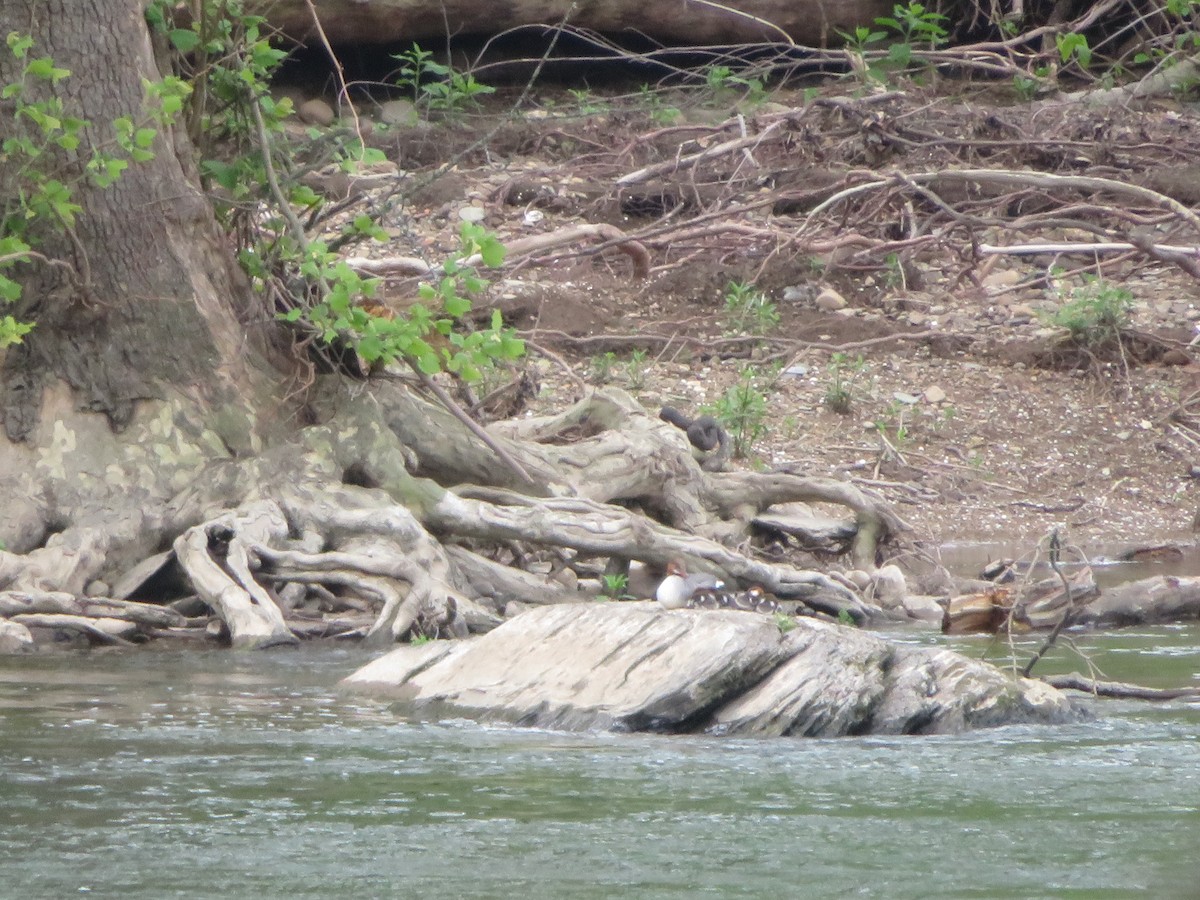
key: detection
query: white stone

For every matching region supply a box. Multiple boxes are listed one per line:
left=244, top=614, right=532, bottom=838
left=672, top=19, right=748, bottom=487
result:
left=344, top=604, right=1081, bottom=736
left=815, top=287, right=848, bottom=311
left=872, top=564, right=907, bottom=609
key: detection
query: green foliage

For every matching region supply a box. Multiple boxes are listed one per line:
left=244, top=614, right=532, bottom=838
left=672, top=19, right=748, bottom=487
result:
left=723, top=281, right=780, bottom=335
left=875, top=3, right=949, bottom=55
left=706, top=365, right=770, bottom=458
left=599, top=573, right=633, bottom=601
left=704, top=65, right=767, bottom=107
left=1056, top=32, right=1093, bottom=71
left=283, top=223, right=523, bottom=381
left=625, top=348, right=649, bottom=391
left=838, top=3, right=947, bottom=81
left=1013, top=66, right=1051, bottom=100
left=824, top=353, right=866, bottom=415
left=146, top=0, right=287, bottom=150
left=637, top=85, right=682, bottom=125
left=1051, top=278, right=1133, bottom=347
left=392, top=43, right=494, bottom=115
left=837, top=609, right=857, bottom=627
left=589, top=351, right=618, bottom=384
left=146, top=4, right=522, bottom=383
left=410, top=634, right=432, bottom=646
left=874, top=399, right=911, bottom=446
left=839, top=25, right=888, bottom=55
left=566, top=87, right=607, bottom=116
left=1, top=30, right=187, bottom=347
left=774, top=611, right=796, bottom=634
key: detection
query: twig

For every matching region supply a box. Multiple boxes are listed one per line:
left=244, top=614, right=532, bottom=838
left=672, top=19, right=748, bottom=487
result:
left=1022, top=528, right=1072, bottom=677
left=615, top=120, right=786, bottom=186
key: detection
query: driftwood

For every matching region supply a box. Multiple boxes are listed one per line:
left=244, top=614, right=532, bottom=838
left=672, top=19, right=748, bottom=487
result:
left=942, top=567, right=1098, bottom=635
left=1044, top=673, right=1200, bottom=701
left=11, top=613, right=138, bottom=646
left=347, top=223, right=651, bottom=281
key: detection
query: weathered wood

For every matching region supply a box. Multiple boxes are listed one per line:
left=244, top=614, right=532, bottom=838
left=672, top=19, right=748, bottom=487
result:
left=11, top=613, right=137, bottom=645
left=1075, top=575, right=1200, bottom=627
left=254, top=0, right=892, bottom=48
left=1044, top=672, right=1200, bottom=701
left=173, top=502, right=299, bottom=649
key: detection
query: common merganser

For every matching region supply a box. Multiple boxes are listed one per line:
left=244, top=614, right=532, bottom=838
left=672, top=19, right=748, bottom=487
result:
left=655, top=560, right=724, bottom=609
left=687, top=585, right=781, bottom=615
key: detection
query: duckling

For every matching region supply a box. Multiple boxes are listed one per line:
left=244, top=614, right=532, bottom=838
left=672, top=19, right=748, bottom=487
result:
left=687, top=584, right=781, bottom=615
left=655, top=560, right=724, bottom=609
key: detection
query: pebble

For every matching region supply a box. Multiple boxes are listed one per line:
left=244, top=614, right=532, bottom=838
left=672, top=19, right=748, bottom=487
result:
left=297, top=98, right=335, bottom=126
left=815, top=287, right=848, bottom=311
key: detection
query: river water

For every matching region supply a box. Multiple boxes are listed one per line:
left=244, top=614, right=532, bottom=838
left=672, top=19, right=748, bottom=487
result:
left=1, top=629, right=1198, bottom=899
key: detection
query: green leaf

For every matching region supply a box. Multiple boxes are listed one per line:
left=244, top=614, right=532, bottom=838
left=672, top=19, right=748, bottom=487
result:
left=0, top=275, right=22, bottom=302
left=416, top=350, right=441, bottom=374
left=444, top=294, right=471, bottom=317
left=26, top=56, right=70, bottom=82
left=479, top=236, right=506, bottom=267
left=7, top=33, right=33, bottom=58
left=168, top=28, right=200, bottom=53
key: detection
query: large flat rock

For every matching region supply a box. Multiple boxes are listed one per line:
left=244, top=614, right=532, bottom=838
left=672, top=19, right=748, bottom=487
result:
left=344, top=604, right=1082, bottom=736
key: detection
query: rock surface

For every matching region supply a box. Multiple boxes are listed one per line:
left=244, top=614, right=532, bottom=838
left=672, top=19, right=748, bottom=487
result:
left=344, top=604, right=1082, bottom=736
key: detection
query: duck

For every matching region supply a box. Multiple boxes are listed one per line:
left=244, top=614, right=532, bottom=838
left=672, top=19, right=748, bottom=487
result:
left=655, top=560, right=724, bottom=609
left=687, top=585, right=781, bottom=615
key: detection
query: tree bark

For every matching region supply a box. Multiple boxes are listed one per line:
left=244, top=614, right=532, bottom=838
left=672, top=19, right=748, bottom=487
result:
left=0, top=1, right=285, bottom=557
left=255, top=0, right=893, bottom=49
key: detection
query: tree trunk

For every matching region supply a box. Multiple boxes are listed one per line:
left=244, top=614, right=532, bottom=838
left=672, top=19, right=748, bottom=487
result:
left=255, top=0, right=893, bottom=48
left=0, top=2, right=905, bottom=651
left=0, top=0, right=283, bottom=551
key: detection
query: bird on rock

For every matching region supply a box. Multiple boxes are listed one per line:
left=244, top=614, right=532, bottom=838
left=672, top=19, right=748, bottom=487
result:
left=686, top=585, right=781, bottom=615
left=655, top=560, right=724, bottom=609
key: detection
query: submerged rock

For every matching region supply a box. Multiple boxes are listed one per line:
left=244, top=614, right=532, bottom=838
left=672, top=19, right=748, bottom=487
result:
left=343, top=605, right=1082, bottom=736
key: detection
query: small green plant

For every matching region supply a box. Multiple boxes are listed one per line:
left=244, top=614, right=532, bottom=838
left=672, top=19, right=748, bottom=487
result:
left=837, top=609, right=857, bottom=627
left=874, top=399, right=911, bottom=446
left=824, top=353, right=866, bottom=415
left=723, top=281, right=780, bottom=335
left=838, top=24, right=888, bottom=56
left=410, top=634, right=433, bottom=646
left=1056, top=32, right=1093, bottom=72
left=637, top=84, right=682, bottom=125
left=1013, top=73, right=1039, bottom=101
left=281, top=223, right=523, bottom=381
left=392, top=43, right=494, bottom=114
left=566, top=87, right=607, bottom=115
left=840, top=2, right=948, bottom=81
left=599, top=572, right=633, bottom=601
left=589, top=351, right=618, bottom=383
left=774, top=611, right=796, bottom=634
left=707, top=365, right=770, bottom=458
left=876, top=2, right=949, bottom=69
left=704, top=65, right=767, bottom=107
left=625, top=348, right=649, bottom=391
left=1051, top=278, right=1133, bottom=348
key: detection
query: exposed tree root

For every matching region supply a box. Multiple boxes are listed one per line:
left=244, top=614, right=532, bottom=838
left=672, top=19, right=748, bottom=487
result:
left=0, top=381, right=904, bottom=648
